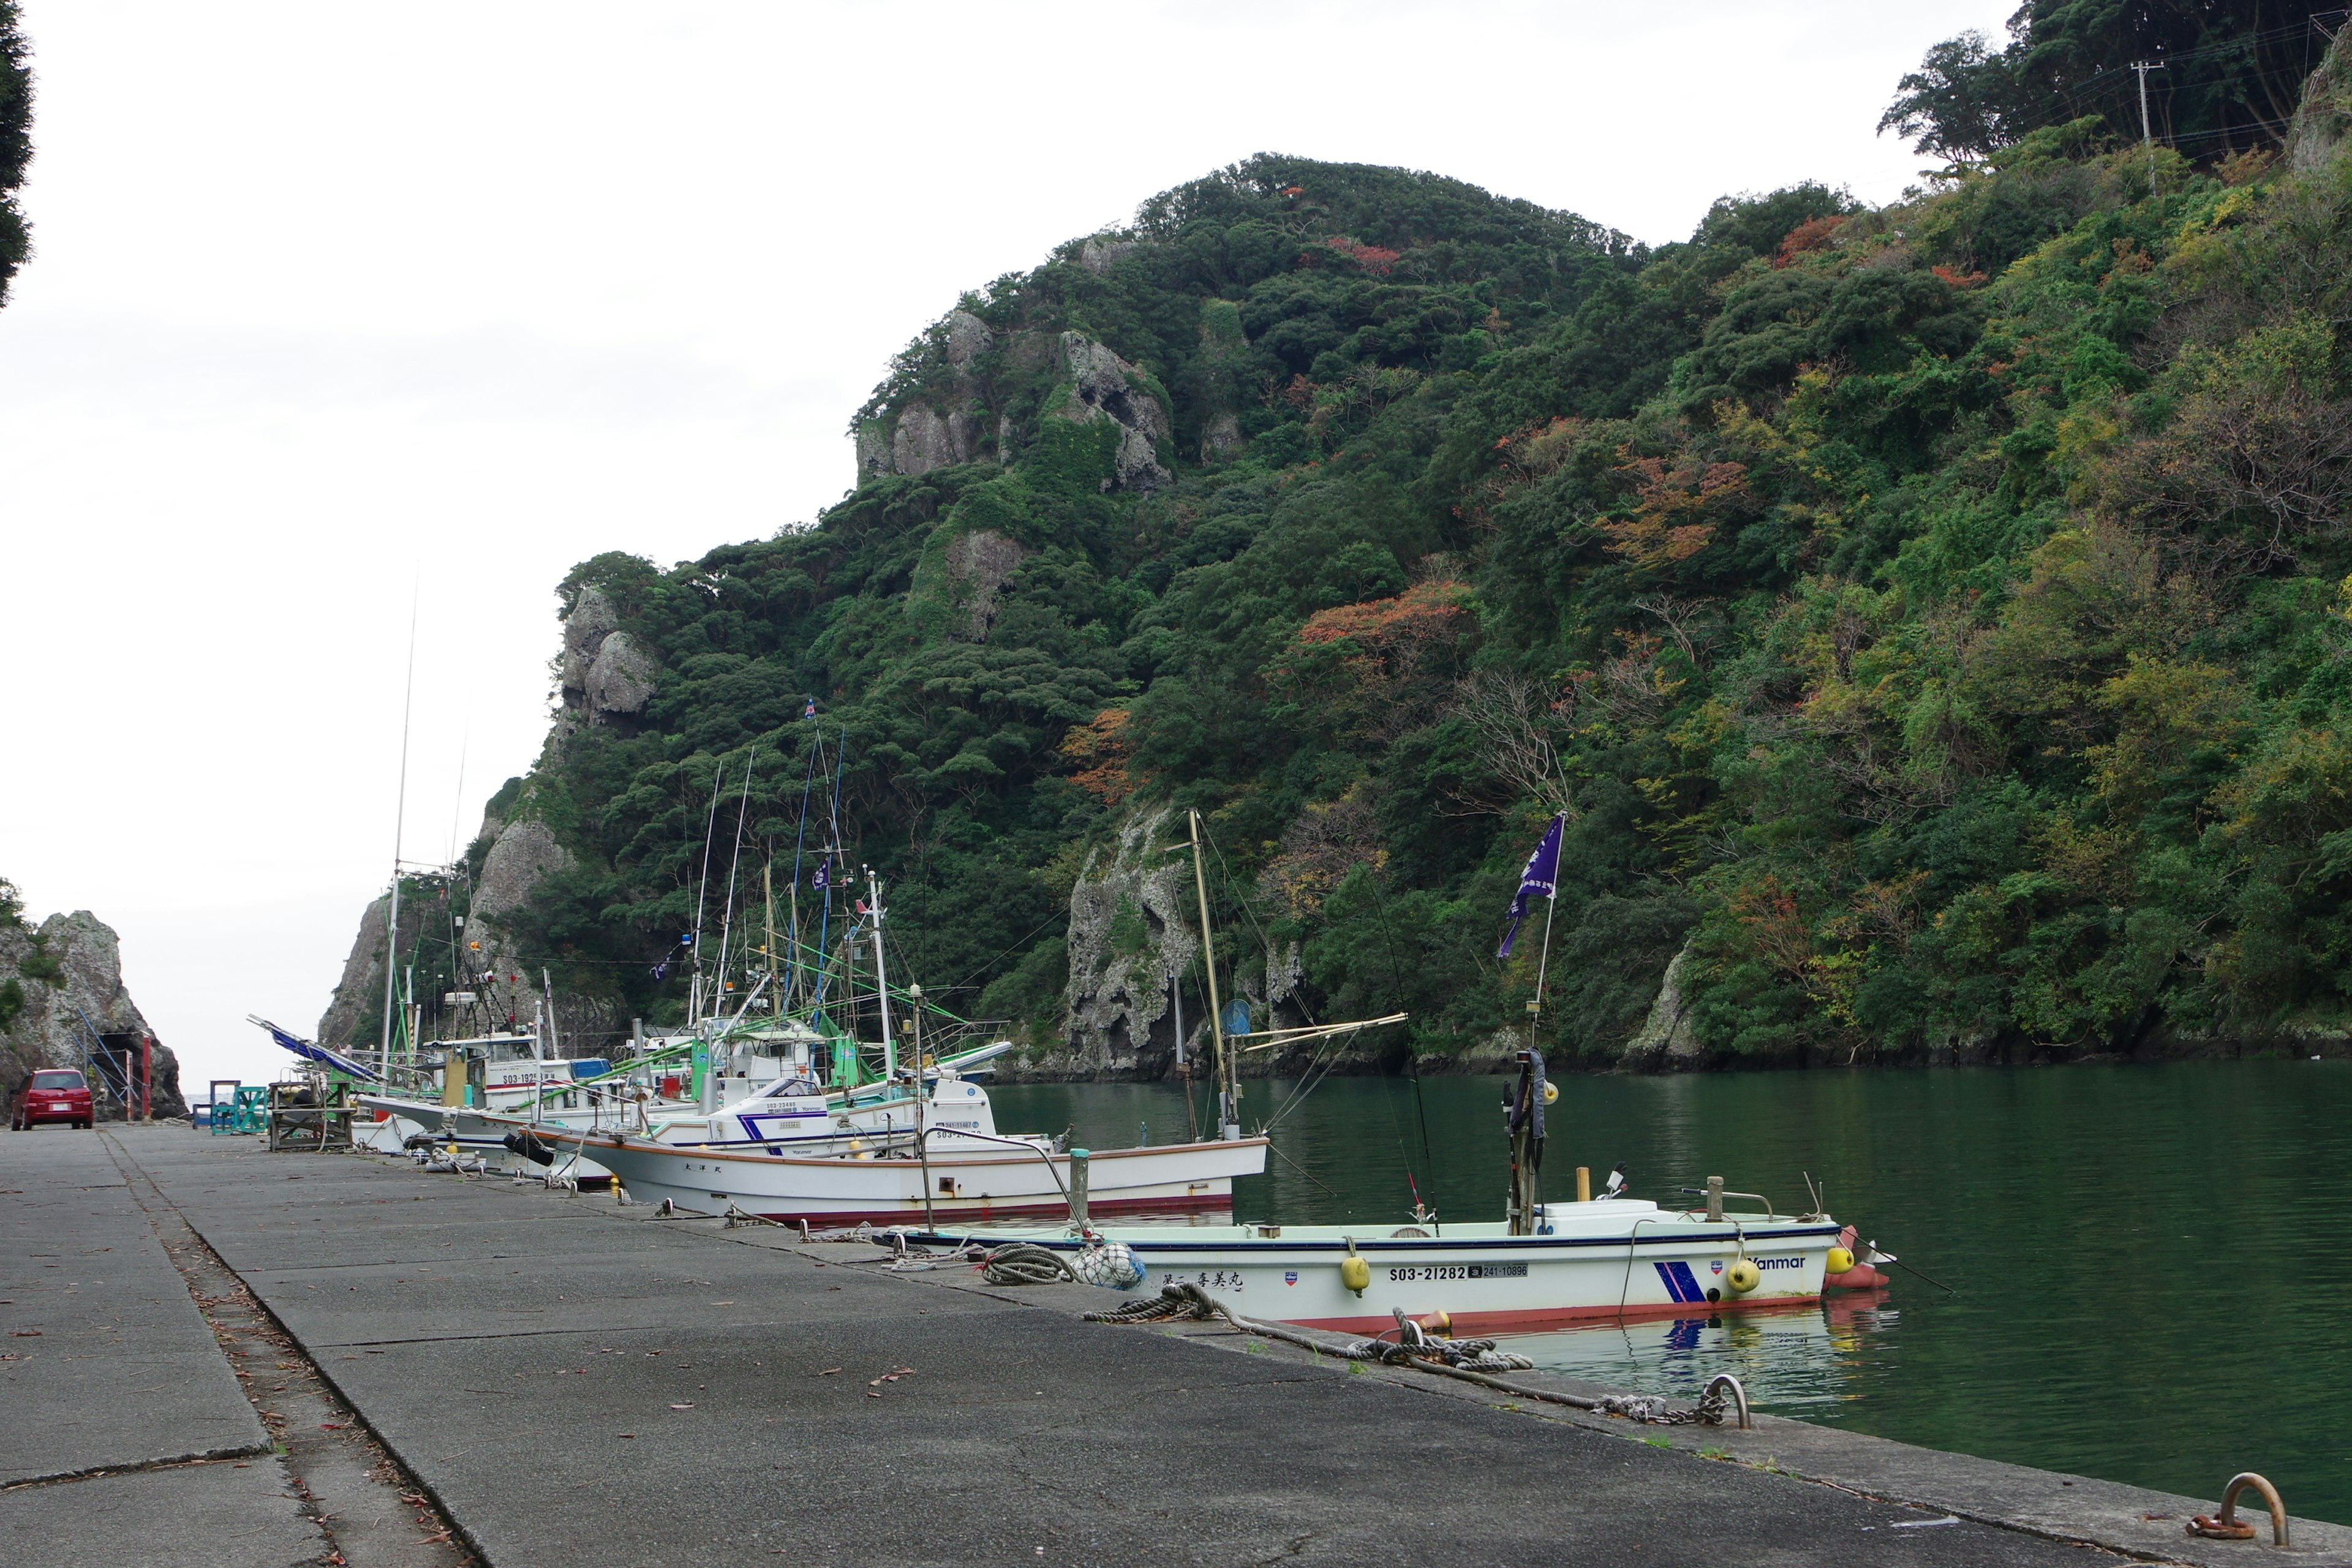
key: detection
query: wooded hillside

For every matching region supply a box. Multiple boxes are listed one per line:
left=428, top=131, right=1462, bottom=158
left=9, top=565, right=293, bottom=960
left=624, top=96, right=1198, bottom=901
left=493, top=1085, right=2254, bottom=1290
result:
left=448, top=23, right=2352, bottom=1070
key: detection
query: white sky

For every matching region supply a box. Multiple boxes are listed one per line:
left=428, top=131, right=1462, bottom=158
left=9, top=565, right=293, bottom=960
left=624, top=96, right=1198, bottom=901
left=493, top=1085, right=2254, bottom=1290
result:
left=0, top=0, right=2013, bottom=1091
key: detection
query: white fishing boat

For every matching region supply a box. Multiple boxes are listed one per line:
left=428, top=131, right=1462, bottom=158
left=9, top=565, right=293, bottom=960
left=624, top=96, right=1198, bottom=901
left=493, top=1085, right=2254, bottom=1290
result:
left=538, top=1114, right=1268, bottom=1224
left=924, top=1047, right=1863, bottom=1333
left=360, top=1046, right=1016, bottom=1183
left=918, top=1190, right=1846, bottom=1334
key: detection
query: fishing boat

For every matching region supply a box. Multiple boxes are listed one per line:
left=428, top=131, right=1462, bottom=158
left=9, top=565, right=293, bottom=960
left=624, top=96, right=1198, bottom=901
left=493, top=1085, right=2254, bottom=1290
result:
left=915, top=1052, right=1851, bottom=1333
left=922, top=1191, right=1845, bottom=1333
left=914, top=812, right=1874, bottom=1333
left=539, top=1115, right=1265, bottom=1225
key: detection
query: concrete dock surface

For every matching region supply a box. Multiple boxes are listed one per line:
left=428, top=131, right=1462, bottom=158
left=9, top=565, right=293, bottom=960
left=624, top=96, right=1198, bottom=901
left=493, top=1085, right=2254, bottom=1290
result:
left=6, top=1125, right=2346, bottom=1567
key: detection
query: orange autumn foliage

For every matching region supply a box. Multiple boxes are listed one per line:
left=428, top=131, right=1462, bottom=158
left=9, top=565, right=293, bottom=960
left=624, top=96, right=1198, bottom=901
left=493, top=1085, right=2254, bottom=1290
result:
left=1600, top=450, right=1751, bottom=569
left=1060, top=707, right=1136, bottom=805
left=1774, top=215, right=1842, bottom=267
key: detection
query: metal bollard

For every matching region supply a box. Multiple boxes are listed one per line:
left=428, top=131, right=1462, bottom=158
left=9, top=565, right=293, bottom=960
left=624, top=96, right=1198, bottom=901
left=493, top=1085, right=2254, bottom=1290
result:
left=2204, top=1472, right=2289, bottom=1547
left=1702, top=1373, right=1752, bottom=1429
left=1069, top=1148, right=1091, bottom=1231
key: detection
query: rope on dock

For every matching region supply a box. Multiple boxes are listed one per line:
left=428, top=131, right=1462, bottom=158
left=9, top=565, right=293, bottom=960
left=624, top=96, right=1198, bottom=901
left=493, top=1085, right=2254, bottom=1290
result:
left=1083, top=1286, right=1747, bottom=1426
left=979, top=1243, right=1078, bottom=1285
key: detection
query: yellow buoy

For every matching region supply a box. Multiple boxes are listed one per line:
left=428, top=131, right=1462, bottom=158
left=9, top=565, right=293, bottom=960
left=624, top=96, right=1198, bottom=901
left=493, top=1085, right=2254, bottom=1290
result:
left=1726, top=1258, right=1760, bottom=1294
left=1340, top=1240, right=1371, bottom=1295
left=1826, top=1246, right=1856, bottom=1275
left=1542, top=1080, right=1559, bottom=1105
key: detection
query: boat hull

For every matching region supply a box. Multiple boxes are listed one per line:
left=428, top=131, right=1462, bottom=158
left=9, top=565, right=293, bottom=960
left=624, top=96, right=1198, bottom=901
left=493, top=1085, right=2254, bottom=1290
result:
left=914, top=1212, right=1845, bottom=1334
left=544, top=1131, right=1268, bottom=1226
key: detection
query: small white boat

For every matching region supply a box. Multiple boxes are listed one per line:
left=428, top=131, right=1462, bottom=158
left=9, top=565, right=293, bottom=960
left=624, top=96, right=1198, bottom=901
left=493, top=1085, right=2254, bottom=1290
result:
left=538, top=1119, right=1268, bottom=1226
left=921, top=1049, right=1861, bottom=1335
left=916, top=1197, right=1845, bottom=1335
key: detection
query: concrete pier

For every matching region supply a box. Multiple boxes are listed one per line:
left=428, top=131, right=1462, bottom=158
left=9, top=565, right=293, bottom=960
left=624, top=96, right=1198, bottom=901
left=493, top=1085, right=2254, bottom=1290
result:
left=7, top=1125, right=2348, bottom=1567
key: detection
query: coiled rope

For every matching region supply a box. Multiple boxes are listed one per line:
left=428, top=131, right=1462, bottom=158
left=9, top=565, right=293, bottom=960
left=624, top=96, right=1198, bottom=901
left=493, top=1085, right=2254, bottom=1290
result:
left=979, top=1243, right=1077, bottom=1285
left=1082, top=1286, right=1745, bottom=1425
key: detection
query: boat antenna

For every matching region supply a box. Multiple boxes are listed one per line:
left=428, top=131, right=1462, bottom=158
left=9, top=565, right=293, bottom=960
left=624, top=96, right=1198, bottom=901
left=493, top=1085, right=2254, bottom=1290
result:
left=378, top=584, right=420, bottom=1066
left=810, top=726, right=848, bottom=1015
left=867, top=867, right=896, bottom=1080
left=688, top=760, right=724, bottom=1023
left=1181, top=809, right=1239, bottom=1141
left=444, top=725, right=469, bottom=866
left=715, top=750, right=757, bottom=1011
left=785, top=722, right=821, bottom=1008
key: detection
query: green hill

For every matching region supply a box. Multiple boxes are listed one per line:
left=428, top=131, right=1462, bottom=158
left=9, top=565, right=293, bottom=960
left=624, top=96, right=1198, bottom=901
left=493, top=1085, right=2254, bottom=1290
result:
left=444, top=28, right=2352, bottom=1072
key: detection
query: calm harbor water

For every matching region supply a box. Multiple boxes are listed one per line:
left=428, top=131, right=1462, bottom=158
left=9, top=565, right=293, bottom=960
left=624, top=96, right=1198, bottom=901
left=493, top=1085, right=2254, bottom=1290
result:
left=993, top=1061, right=2352, bottom=1523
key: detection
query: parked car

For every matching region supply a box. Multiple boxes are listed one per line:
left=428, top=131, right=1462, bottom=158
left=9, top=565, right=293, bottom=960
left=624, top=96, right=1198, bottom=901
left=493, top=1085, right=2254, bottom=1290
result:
left=10, top=1068, right=95, bottom=1130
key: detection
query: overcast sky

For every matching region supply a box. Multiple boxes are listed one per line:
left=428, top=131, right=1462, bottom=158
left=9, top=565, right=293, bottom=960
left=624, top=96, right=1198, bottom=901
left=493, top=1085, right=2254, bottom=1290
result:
left=0, top=0, right=2013, bottom=1090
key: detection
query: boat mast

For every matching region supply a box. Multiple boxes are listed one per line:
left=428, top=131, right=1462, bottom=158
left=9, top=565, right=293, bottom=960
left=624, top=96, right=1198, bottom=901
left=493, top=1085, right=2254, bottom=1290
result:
left=715, top=752, right=755, bottom=1016
left=688, top=761, right=725, bottom=1025
left=378, top=595, right=419, bottom=1066
left=763, top=862, right=780, bottom=1023
left=866, top=868, right=897, bottom=1081
left=1187, top=809, right=1240, bottom=1141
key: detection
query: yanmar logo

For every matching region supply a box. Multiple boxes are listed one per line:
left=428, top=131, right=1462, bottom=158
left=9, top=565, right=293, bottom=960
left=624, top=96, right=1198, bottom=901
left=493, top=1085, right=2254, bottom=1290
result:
left=1758, top=1256, right=1805, bottom=1270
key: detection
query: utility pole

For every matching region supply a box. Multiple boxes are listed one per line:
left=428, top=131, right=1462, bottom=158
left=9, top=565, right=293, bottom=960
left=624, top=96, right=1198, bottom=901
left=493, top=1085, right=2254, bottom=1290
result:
left=2133, top=60, right=2168, bottom=198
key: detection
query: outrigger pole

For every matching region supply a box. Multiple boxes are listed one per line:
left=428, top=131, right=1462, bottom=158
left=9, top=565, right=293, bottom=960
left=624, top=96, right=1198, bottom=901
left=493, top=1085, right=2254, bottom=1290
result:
left=1180, top=809, right=1242, bottom=1142
left=379, top=590, right=420, bottom=1068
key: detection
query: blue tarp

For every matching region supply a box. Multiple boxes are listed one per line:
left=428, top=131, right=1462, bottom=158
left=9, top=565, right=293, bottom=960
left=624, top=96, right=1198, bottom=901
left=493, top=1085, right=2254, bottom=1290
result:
left=245, top=1016, right=384, bottom=1082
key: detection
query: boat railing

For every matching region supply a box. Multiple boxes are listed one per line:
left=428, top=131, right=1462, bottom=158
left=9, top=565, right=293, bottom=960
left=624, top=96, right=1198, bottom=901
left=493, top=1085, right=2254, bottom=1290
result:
left=1678, top=1182, right=1782, bottom=1221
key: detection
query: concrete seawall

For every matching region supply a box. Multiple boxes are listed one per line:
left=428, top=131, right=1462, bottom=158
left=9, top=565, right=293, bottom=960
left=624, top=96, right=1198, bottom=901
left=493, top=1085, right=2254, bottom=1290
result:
left=6, top=1126, right=2346, bottom=1567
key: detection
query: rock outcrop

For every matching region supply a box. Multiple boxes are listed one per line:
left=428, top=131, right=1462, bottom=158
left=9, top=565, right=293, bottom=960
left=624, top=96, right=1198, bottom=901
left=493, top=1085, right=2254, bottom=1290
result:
left=1079, top=234, right=1147, bottom=274
left=858, top=311, right=1000, bottom=482
left=2288, top=26, right=2352, bottom=172
left=315, top=880, right=456, bottom=1049
left=940, top=528, right=1031, bottom=641
left=558, top=586, right=658, bottom=728
left=0, top=906, right=183, bottom=1118
left=1055, top=332, right=1171, bottom=491
left=1045, top=806, right=1202, bottom=1079
left=856, top=313, right=1171, bottom=491
left=1625, top=941, right=1705, bottom=1067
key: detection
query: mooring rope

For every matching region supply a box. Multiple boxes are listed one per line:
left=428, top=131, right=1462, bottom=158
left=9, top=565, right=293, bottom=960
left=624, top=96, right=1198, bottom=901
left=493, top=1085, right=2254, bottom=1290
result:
left=1084, top=1287, right=1744, bottom=1425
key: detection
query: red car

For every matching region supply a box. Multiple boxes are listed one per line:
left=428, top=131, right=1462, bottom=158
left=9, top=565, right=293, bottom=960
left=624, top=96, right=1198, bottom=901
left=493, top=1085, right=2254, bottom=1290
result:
left=10, top=1068, right=95, bottom=1130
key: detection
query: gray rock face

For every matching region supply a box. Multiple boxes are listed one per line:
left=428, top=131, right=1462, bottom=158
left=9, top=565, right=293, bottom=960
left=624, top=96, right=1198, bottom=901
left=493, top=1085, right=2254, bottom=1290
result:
left=586, top=630, right=657, bottom=717
left=559, top=584, right=619, bottom=695
left=942, top=528, right=1031, bottom=640
left=1057, top=332, right=1171, bottom=492
left=2288, top=28, right=2352, bottom=171
left=473, top=820, right=571, bottom=921
left=1626, top=941, right=1704, bottom=1066
left=945, top=309, right=995, bottom=368
left=891, top=403, right=960, bottom=476
left=1058, top=806, right=1201, bottom=1077
left=855, top=420, right=894, bottom=483
left=558, top=584, right=657, bottom=726
left=1079, top=235, right=1145, bottom=274
left=1200, top=411, right=1243, bottom=463
left=0, top=909, right=181, bottom=1117
left=313, top=881, right=455, bottom=1050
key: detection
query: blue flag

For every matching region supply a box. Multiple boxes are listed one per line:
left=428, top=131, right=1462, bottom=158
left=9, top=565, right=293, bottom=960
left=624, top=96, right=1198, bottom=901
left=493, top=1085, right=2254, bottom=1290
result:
left=803, top=697, right=818, bottom=720
left=1497, top=812, right=1567, bottom=959
left=812, top=861, right=830, bottom=891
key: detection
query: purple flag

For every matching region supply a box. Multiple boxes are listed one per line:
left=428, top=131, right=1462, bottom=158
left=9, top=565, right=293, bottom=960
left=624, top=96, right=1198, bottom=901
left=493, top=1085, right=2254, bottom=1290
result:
left=1497, top=812, right=1566, bottom=959
left=812, top=861, right=830, bottom=891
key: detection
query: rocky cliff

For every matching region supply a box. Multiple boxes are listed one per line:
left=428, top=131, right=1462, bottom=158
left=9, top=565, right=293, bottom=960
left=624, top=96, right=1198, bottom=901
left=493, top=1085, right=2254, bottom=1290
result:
left=0, top=893, right=183, bottom=1118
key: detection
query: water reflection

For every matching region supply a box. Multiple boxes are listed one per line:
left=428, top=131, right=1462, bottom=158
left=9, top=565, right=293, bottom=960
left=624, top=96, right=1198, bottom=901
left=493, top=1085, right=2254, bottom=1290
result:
left=992, top=1061, right=2352, bottom=1523
left=1496, top=1292, right=1899, bottom=1415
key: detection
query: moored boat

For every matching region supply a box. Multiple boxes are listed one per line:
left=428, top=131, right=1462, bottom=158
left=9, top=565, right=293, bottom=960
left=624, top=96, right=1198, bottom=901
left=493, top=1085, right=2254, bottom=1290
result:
left=538, top=1120, right=1268, bottom=1225
left=911, top=1196, right=1844, bottom=1335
